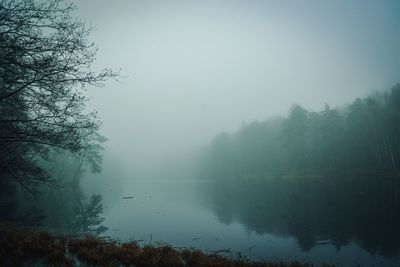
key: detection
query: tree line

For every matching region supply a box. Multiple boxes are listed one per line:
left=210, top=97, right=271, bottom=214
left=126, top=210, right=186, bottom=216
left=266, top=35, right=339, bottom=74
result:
left=199, top=85, right=400, bottom=256
left=200, top=84, right=400, bottom=180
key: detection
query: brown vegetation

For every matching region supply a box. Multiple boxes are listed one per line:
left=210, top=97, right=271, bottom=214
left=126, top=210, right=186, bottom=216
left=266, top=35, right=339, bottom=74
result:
left=0, top=229, right=335, bottom=267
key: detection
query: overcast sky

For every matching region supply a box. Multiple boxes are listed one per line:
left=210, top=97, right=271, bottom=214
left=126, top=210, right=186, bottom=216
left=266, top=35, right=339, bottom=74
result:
left=73, top=0, right=400, bottom=176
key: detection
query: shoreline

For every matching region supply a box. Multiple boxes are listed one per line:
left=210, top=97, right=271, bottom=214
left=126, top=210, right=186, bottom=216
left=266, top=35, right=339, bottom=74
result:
left=0, top=229, right=335, bottom=267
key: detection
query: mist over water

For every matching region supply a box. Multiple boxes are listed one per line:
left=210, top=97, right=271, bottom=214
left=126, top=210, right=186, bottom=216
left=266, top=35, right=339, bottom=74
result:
left=76, top=1, right=400, bottom=265
left=99, top=179, right=395, bottom=266
left=75, top=0, right=400, bottom=179
left=2, top=0, right=400, bottom=266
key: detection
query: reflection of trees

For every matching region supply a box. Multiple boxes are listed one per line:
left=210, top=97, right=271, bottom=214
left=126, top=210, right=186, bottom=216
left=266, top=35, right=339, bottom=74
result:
left=204, top=181, right=289, bottom=236
left=0, top=0, right=113, bottom=235
left=202, top=175, right=400, bottom=257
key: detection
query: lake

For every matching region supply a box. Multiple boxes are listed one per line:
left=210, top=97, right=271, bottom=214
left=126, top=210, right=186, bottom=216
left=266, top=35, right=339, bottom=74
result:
left=103, top=178, right=400, bottom=266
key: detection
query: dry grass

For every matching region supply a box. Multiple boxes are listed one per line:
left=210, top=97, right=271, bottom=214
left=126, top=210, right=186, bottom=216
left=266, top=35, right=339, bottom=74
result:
left=0, top=229, right=335, bottom=267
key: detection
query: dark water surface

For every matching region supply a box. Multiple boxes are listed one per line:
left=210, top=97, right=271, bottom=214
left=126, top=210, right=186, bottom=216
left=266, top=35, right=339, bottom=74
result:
left=103, top=177, right=400, bottom=266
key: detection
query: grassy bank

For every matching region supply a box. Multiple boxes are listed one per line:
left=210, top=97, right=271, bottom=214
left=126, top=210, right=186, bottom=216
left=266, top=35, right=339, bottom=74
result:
left=0, top=229, right=336, bottom=267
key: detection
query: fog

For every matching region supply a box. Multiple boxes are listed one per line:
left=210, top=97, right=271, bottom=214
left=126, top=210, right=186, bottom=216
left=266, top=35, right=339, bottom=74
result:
left=2, top=1, right=400, bottom=265
left=74, top=0, right=400, bottom=179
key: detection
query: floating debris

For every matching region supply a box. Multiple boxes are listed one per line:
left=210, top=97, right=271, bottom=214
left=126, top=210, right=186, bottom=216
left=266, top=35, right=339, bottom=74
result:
left=212, top=248, right=231, bottom=254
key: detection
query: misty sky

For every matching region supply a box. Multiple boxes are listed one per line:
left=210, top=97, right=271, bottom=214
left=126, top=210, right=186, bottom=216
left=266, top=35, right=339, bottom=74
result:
left=74, top=0, right=400, bottom=176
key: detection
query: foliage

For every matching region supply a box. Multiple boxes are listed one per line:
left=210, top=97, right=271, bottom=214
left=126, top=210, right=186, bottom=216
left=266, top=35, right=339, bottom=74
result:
left=201, top=84, right=400, bottom=179
left=70, top=194, right=108, bottom=236
left=0, top=0, right=112, bottom=235
left=0, top=0, right=116, bottom=191
left=199, top=84, right=400, bottom=257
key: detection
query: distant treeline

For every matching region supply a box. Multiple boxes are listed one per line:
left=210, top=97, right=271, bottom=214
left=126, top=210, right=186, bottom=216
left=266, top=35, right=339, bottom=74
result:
left=199, top=84, right=400, bottom=256
left=200, top=84, right=400, bottom=179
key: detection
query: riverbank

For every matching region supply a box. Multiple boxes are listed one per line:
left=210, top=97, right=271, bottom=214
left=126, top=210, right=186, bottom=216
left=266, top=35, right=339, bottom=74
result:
left=0, top=229, right=335, bottom=267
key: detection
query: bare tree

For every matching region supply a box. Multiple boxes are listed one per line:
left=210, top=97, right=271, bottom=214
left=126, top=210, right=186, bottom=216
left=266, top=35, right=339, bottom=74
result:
left=0, top=0, right=116, bottom=191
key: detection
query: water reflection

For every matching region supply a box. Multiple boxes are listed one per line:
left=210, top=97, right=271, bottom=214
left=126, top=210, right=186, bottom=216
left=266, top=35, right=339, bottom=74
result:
left=103, top=177, right=400, bottom=266
left=200, top=174, right=400, bottom=258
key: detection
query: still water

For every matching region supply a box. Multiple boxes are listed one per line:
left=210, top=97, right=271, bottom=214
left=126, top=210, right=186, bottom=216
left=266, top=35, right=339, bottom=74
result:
left=103, top=179, right=399, bottom=266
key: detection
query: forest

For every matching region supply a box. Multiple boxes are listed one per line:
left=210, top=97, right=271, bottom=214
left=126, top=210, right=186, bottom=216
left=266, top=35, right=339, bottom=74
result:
left=201, top=85, right=400, bottom=179
left=199, top=86, right=400, bottom=257
left=1, top=0, right=400, bottom=266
